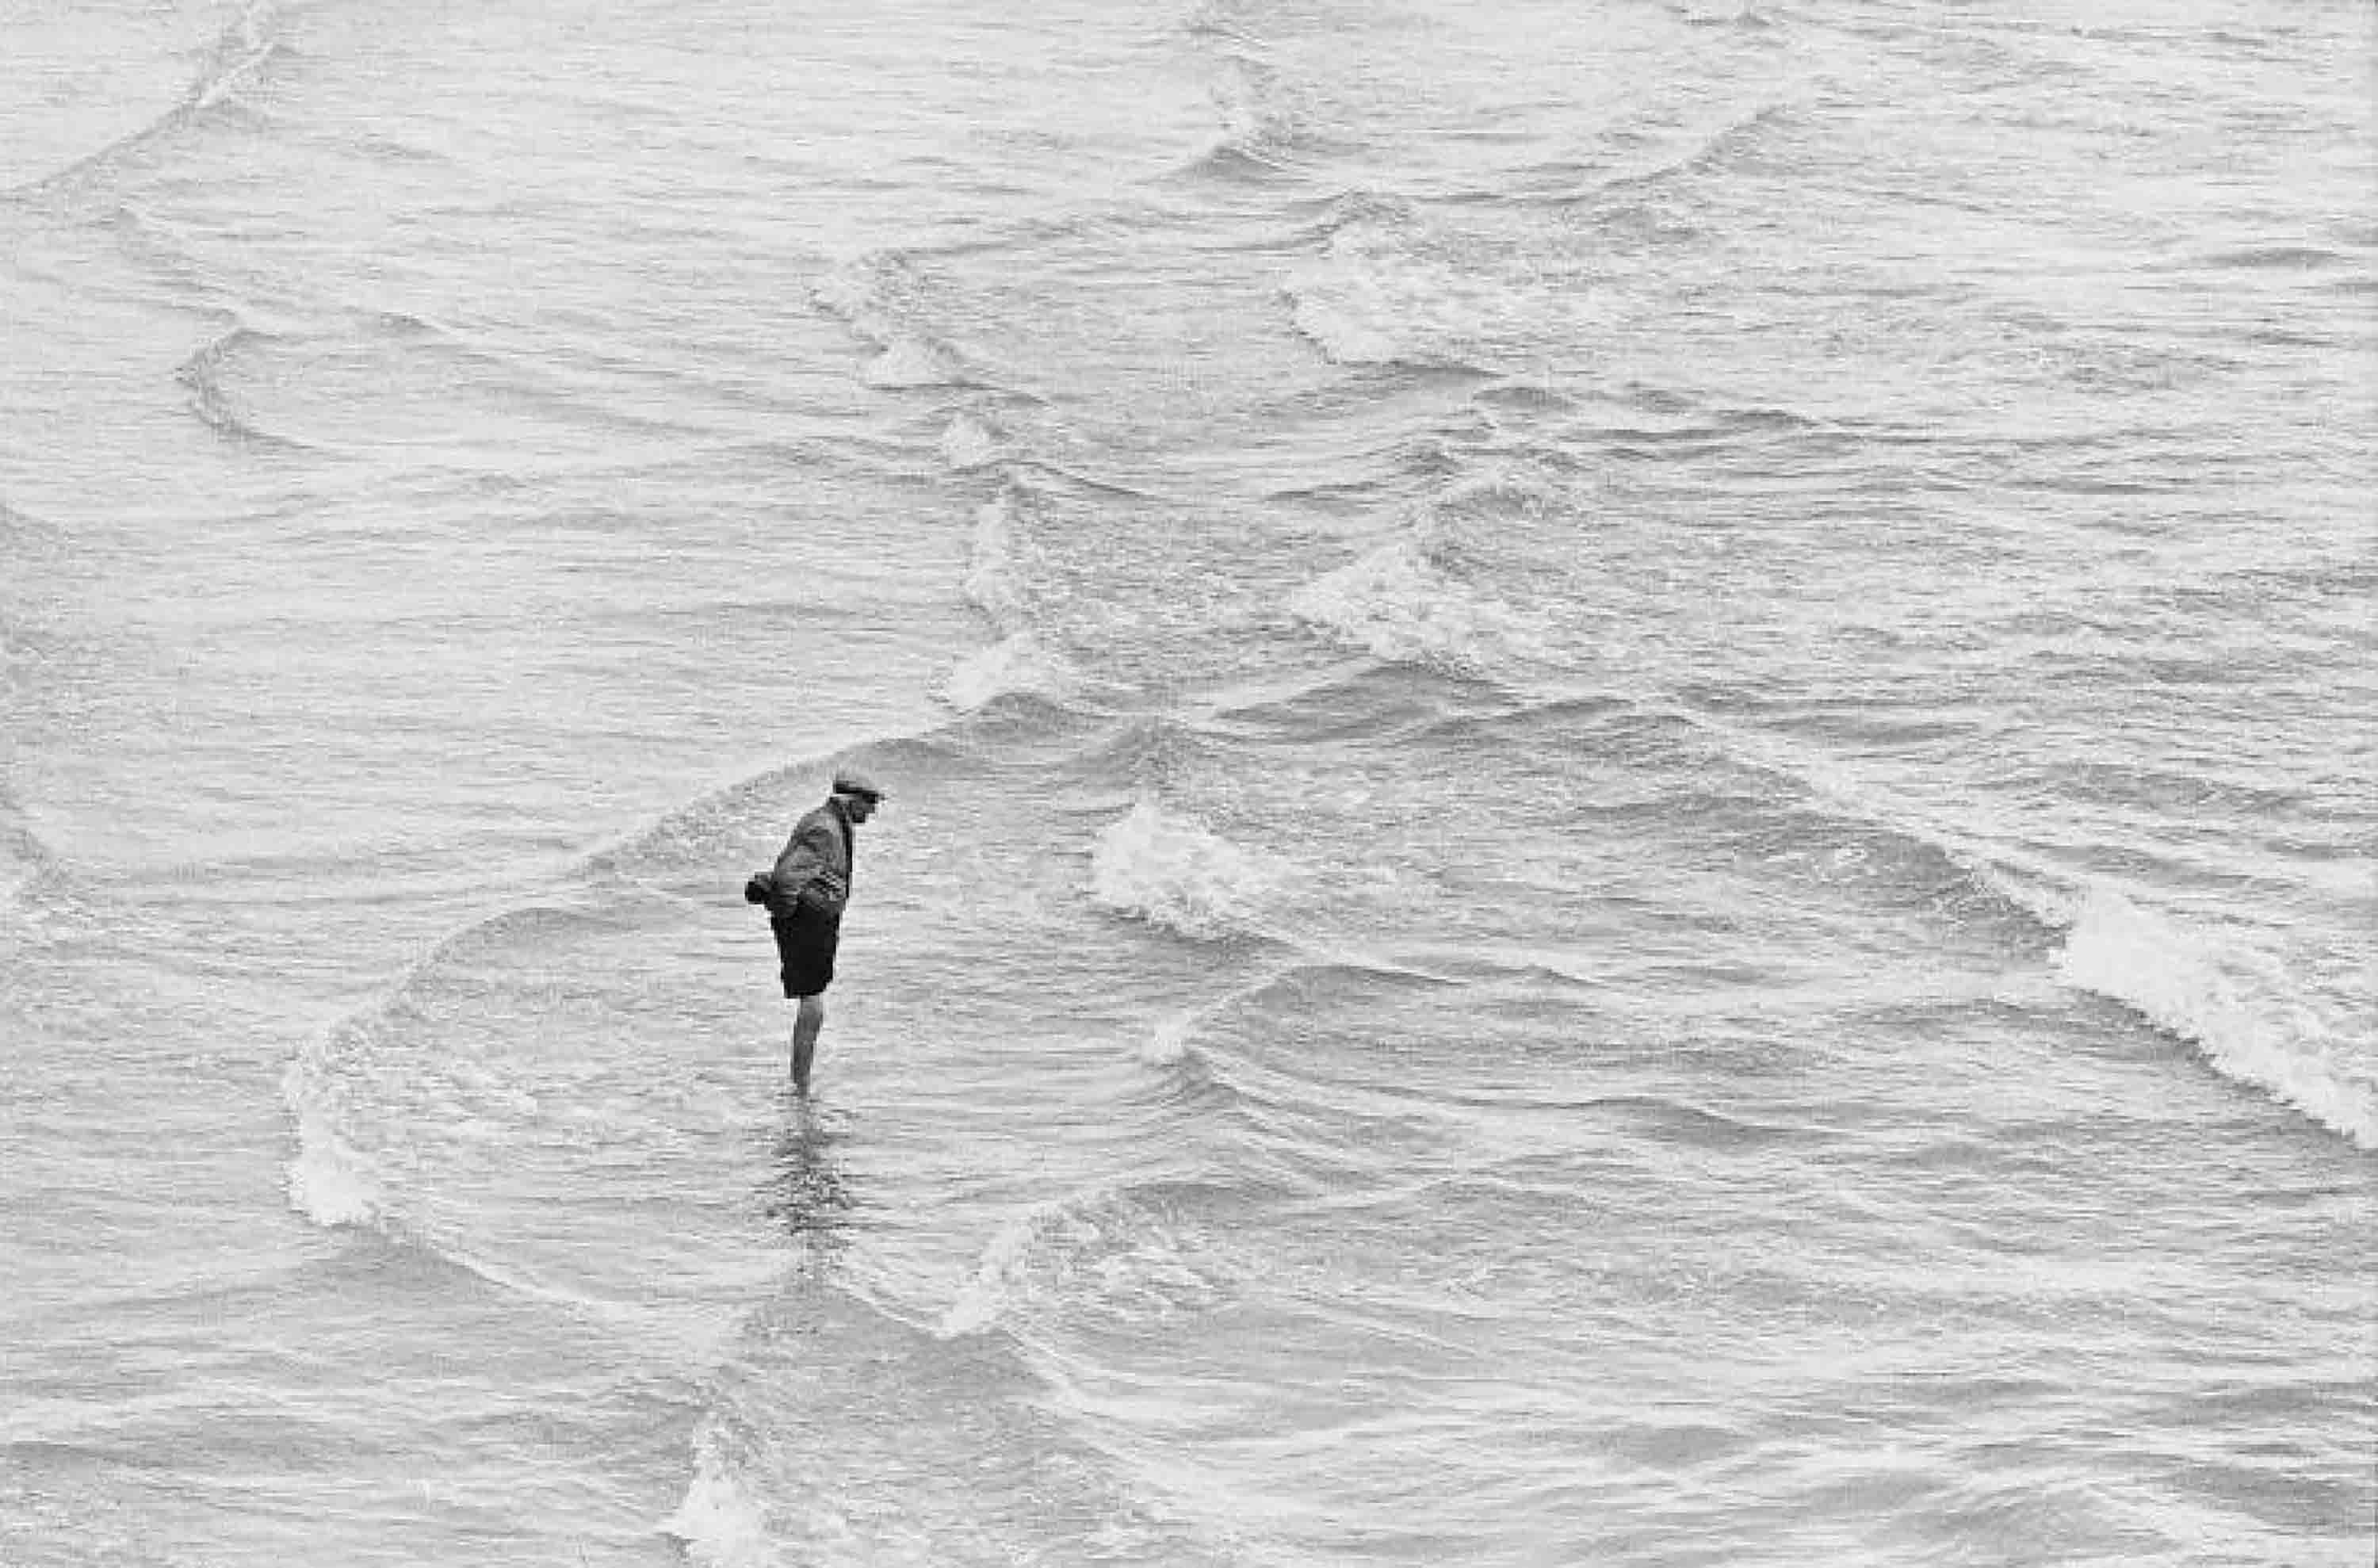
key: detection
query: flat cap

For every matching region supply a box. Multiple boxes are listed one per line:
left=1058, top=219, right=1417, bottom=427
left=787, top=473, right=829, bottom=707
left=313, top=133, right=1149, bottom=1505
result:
left=832, top=767, right=885, bottom=801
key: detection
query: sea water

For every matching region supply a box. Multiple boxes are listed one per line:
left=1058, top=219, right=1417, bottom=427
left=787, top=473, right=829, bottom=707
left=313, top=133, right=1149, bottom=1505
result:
left=2, top=1, right=2371, bottom=1563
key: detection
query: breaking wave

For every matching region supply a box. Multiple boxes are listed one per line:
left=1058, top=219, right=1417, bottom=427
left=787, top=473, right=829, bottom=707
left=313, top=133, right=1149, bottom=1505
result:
left=1672, top=711, right=2373, bottom=1150
left=939, top=1180, right=1235, bottom=1339
left=944, top=631, right=1072, bottom=711
left=1286, top=536, right=1557, bottom=678
left=1089, top=799, right=1276, bottom=941
left=1284, top=216, right=1613, bottom=373
left=942, top=490, right=1078, bottom=710
left=938, top=409, right=1004, bottom=471
left=2059, top=888, right=2376, bottom=1150
left=810, top=252, right=973, bottom=389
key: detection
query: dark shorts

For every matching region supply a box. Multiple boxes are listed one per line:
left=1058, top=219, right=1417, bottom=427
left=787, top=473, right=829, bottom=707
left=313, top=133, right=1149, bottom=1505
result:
left=770, top=909, right=841, bottom=998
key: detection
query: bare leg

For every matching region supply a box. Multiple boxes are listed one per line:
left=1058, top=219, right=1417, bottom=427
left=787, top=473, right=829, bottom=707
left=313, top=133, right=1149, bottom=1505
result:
left=790, top=993, right=826, bottom=1093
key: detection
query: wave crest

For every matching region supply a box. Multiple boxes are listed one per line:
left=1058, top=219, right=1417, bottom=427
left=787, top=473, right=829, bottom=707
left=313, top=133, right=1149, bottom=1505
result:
left=944, top=632, right=1072, bottom=712
left=1285, top=219, right=1611, bottom=373
left=938, top=410, right=1004, bottom=471
left=811, top=253, right=971, bottom=388
left=1286, top=537, right=1555, bottom=677
left=2059, top=889, right=2376, bottom=1150
left=1090, top=800, right=1275, bottom=940
left=939, top=1182, right=1234, bottom=1338
left=945, top=491, right=1077, bottom=711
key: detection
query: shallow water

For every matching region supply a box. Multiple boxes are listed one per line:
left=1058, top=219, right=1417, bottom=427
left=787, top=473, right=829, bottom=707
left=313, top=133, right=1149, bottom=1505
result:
left=2, top=1, right=2372, bottom=1563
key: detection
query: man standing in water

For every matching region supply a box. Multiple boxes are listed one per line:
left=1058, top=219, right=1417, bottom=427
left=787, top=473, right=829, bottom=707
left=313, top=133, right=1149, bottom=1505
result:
left=747, top=768, right=884, bottom=1093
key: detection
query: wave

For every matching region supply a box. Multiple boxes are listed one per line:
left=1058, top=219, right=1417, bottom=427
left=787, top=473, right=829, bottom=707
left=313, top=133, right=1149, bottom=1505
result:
left=190, top=0, right=284, bottom=112
left=810, top=252, right=973, bottom=389
left=579, top=730, right=970, bottom=895
left=1412, top=686, right=2371, bottom=1152
left=943, top=632, right=1074, bottom=712
left=1283, top=214, right=1615, bottom=375
left=175, top=323, right=315, bottom=450
left=2059, top=889, right=2375, bottom=1151
left=1273, top=189, right=1420, bottom=253
left=1285, top=536, right=1557, bottom=678
left=938, top=1178, right=1241, bottom=1339
left=1283, top=228, right=1491, bottom=373
left=962, top=491, right=1030, bottom=629
left=0, top=507, right=74, bottom=917
left=1652, top=706, right=2066, bottom=916
left=0, top=788, right=59, bottom=930
left=274, top=887, right=801, bottom=1367
left=1183, top=0, right=1264, bottom=46
left=1681, top=711, right=2375, bottom=1148
left=1089, top=798, right=1278, bottom=941
left=0, top=556, right=64, bottom=711
left=937, top=409, right=1004, bottom=471
left=1188, top=654, right=1473, bottom=748
left=1138, top=1009, right=1202, bottom=1067
left=281, top=1030, right=384, bottom=1229
left=1677, top=2, right=1782, bottom=29
left=664, top=1273, right=1241, bottom=1566
left=941, top=488, right=1080, bottom=710
left=1179, top=48, right=1315, bottom=183
left=7, top=0, right=283, bottom=200
left=0, top=495, right=53, bottom=545
left=659, top=1452, right=774, bottom=1568
left=172, top=309, right=683, bottom=457
left=279, top=901, right=611, bottom=1232
left=1587, top=101, right=1797, bottom=201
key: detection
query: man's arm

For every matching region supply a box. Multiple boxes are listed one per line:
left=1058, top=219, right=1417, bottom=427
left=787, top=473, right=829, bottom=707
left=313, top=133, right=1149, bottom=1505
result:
left=770, top=816, right=848, bottom=916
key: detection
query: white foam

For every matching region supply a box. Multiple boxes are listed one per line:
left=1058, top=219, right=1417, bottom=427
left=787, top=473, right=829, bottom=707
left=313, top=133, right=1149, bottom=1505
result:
left=942, top=631, right=1072, bottom=711
left=937, top=1187, right=1219, bottom=1339
left=2058, top=888, right=2376, bottom=1149
left=963, top=493, right=1030, bottom=630
left=811, top=254, right=966, bottom=388
left=808, top=255, right=886, bottom=324
left=938, top=1204, right=1048, bottom=1337
left=1285, top=221, right=1611, bottom=371
left=861, top=336, right=963, bottom=389
left=279, top=1033, right=384, bottom=1228
left=1089, top=800, right=1275, bottom=940
left=1287, top=285, right=1410, bottom=366
left=284, top=1115, right=382, bottom=1227
left=944, top=491, right=1074, bottom=708
left=190, top=0, right=280, bottom=112
left=1138, top=1012, right=1198, bottom=1066
left=937, top=411, right=1002, bottom=471
left=1286, top=537, right=1554, bottom=675
left=660, top=1444, right=778, bottom=1568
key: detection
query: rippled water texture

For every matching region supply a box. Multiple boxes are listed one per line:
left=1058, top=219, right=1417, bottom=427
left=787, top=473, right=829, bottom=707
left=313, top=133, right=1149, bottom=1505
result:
left=2, top=1, right=2370, bottom=1564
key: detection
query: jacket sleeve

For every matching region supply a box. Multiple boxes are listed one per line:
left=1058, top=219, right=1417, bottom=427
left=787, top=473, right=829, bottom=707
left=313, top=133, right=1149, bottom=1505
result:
left=768, top=815, right=848, bottom=916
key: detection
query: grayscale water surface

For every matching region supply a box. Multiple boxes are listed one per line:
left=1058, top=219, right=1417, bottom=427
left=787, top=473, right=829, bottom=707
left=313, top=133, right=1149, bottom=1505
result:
left=2, top=2, right=2371, bottom=1563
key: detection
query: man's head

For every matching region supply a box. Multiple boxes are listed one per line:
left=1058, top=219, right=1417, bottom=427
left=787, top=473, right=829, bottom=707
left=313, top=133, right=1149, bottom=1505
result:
left=832, top=767, right=885, bottom=824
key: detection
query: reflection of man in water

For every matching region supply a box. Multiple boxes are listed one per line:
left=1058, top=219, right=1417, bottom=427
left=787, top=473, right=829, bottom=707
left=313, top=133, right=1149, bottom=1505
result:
left=763, top=1099, right=856, bottom=1252
left=751, top=768, right=884, bottom=1092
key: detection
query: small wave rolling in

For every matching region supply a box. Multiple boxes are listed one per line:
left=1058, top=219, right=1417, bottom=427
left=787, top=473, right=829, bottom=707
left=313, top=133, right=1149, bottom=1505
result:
left=2, top=1, right=2370, bottom=1565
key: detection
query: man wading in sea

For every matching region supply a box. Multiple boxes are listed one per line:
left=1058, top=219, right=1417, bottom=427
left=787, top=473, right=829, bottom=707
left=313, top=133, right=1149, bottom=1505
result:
left=747, top=768, right=884, bottom=1093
